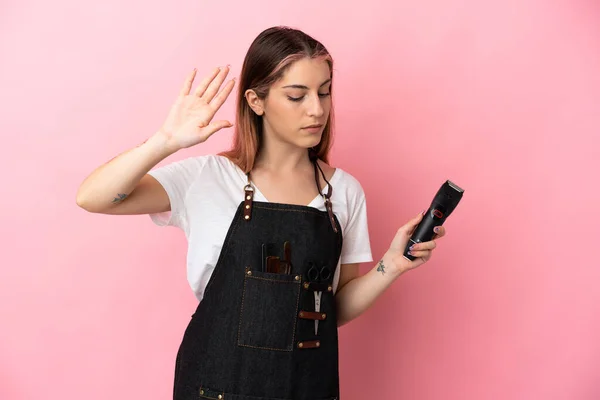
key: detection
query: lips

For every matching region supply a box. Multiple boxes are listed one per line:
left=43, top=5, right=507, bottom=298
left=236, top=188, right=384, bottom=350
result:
left=303, top=124, right=323, bottom=129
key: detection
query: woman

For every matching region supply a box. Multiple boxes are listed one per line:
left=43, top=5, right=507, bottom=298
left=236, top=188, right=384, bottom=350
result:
left=77, top=26, right=445, bottom=400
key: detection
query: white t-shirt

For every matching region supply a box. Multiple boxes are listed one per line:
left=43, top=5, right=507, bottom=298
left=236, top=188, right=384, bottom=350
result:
left=148, top=154, right=373, bottom=301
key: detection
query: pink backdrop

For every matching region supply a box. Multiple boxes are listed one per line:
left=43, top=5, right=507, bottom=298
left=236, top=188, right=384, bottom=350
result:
left=1, top=0, right=599, bottom=399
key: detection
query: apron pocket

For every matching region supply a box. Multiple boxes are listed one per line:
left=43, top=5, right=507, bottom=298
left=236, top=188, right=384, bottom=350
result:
left=237, top=267, right=302, bottom=351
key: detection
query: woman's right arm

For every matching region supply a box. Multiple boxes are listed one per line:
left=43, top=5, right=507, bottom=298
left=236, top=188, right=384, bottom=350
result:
left=75, top=133, right=176, bottom=215
left=75, top=65, right=236, bottom=215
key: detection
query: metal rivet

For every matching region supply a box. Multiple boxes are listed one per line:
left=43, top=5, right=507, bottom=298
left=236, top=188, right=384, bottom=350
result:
left=218, top=395, right=223, bottom=399
left=247, top=270, right=252, bottom=275
left=298, top=342, right=303, bottom=348
left=322, top=313, right=326, bottom=319
left=246, top=195, right=251, bottom=200
left=303, top=283, right=309, bottom=289
left=244, top=215, right=250, bottom=220
left=295, top=275, right=301, bottom=281
left=299, top=312, right=304, bottom=317
left=245, top=204, right=250, bottom=209
left=316, top=341, right=320, bottom=347
left=200, top=390, right=204, bottom=395
left=328, top=286, right=332, bottom=292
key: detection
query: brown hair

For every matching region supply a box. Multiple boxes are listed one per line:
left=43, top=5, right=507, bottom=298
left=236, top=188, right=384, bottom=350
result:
left=219, top=26, right=335, bottom=173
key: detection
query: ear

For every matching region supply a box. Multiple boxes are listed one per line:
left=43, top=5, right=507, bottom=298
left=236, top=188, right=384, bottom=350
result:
left=244, top=89, right=265, bottom=116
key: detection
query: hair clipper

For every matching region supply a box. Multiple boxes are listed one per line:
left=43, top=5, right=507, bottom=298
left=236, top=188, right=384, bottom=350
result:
left=403, top=180, right=464, bottom=261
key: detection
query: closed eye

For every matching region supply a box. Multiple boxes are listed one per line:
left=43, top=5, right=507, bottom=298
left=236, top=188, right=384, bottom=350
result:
left=288, top=93, right=331, bottom=102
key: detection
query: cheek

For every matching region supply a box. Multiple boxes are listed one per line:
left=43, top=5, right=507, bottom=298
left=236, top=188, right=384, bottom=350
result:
left=263, top=103, right=294, bottom=133
left=271, top=102, right=301, bottom=125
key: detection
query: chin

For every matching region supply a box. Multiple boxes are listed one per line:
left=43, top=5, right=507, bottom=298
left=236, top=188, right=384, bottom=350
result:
left=283, top=130, right=323, bottom=150
left=302, top=135, right=323, bottom=149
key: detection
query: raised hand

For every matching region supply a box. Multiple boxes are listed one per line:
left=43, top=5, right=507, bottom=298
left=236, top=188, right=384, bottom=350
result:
left=158, top=65, right=236, bottom=152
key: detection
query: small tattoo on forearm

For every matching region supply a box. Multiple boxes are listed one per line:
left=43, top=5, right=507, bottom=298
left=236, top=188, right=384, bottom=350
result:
left=112, top=193, right=128, bottom=203
left=377, top=260, right=386, bottom=275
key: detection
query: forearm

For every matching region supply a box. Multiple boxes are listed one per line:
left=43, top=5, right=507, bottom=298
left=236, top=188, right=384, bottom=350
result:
left=335, top=252, right=403, bottom=326
left=76, top=133, right=174, bottom=212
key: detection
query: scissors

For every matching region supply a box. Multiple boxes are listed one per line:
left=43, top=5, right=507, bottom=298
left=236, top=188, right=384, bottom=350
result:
left=307, top=263, right=332, bottom=336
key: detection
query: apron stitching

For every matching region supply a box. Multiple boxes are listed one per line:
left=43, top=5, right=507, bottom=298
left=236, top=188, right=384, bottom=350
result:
left=291, top=272, right=302, bottom=349
left=236, top=273, right=248, bottom=349
left=236, top=271, right=302, bottom=352
left=236, top=344, right=293, bottom=352
left=200, top=386, right=300, bottom=400
left=244, top=276, right=302, bottom=284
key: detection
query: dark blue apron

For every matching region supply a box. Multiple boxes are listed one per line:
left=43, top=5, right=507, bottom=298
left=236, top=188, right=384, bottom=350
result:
left=173, top=156, right=344, bottom=400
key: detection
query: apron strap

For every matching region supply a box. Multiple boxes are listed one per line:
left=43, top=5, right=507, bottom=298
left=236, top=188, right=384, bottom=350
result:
left=243, top=172, right=254, bottom=221
left=243, top=150, right=339, bottom=233
left=310, top=149, right=338, bottom=233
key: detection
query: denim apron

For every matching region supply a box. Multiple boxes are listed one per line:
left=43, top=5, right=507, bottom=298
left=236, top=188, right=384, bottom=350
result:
left=173, top=156, right=344, bottom=400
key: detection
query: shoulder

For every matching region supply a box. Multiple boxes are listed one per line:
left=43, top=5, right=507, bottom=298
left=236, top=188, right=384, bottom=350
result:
left=181, top=153, right=231, bottom=169
left=320, top=161, right=366, bottom=204
left=326, top=165, right=371, bottom=248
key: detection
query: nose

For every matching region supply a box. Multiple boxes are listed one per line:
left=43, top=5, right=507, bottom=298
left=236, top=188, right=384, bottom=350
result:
left=306, top=93, right=325, bottom=118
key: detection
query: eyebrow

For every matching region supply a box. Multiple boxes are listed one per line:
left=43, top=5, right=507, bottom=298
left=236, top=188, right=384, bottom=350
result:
left=282, top=79, right=331, bottom=90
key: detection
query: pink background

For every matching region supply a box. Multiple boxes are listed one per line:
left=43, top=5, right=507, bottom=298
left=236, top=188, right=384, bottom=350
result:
left=1, top=0, right=599, bottom=399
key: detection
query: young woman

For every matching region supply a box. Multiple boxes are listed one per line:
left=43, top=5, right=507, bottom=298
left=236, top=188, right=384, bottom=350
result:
left=77, top=26, right=445, bottom=400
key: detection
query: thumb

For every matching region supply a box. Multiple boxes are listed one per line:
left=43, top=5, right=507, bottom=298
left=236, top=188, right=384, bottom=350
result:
left=400, top=210, right=425, bottom=237
left=202, top=120, right=234, bottom=136
left=390, top=210, right=424, bottom=251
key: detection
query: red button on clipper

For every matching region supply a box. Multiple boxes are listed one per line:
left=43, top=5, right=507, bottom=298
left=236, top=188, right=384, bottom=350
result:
left=433, top=209, right=444, bottom=218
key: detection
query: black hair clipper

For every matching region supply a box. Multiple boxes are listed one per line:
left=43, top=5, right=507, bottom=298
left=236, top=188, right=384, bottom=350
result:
left=403, top=180, right=464, bottom=261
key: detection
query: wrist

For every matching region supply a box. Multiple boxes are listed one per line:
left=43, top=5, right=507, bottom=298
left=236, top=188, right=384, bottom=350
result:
left=146, top=132, right=179, bottom=159
left=381, top=251, right=405, bottom=279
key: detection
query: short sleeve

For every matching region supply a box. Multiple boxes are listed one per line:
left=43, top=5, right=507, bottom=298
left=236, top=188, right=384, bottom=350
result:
left=147, top=156, right=205, bottom=232
left=340, top=188, right=373, bottom=265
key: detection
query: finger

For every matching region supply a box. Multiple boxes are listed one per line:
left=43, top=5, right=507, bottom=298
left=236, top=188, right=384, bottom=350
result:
left=399, top=210, right=425, bottom=236
left=407, top=249, right=431, bottom=259
left=179, top=68, right=197, bottom=97
left=432, top=226, right=446, bottom=239
left=410, top=240, right=437, bottom=252
left=201, top=119, right=234, bottom=136
left=209, top=78, right=236, bottom=109
left=193, top=66, right=222, bottom=98
left=201, top=65, right=231, bottom=102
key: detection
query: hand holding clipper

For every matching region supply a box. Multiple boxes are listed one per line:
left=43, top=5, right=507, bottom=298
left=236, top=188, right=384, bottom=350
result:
left=403, top=180, right=464, bottom=261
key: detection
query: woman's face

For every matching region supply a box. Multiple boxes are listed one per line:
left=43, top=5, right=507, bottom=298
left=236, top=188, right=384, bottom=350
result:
left=252, top=57, right=332, bottom=150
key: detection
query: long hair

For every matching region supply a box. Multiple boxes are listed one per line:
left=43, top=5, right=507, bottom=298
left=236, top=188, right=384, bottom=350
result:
left=219, top=26, right=335, bottom=173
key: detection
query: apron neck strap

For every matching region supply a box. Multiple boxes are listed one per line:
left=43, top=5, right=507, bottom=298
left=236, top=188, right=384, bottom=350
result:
left=243, top=149, right=338, bottom=233
left=311, top=155, right=332, bottom=201
left=309, top=149, right=338, bottom=233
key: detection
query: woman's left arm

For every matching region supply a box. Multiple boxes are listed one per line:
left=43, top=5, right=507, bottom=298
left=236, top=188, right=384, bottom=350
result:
left=335, top=211, right=446, bottom=327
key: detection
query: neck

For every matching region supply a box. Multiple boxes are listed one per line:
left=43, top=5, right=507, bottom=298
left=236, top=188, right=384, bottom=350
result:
left=254, top=136, right=314, bottom=174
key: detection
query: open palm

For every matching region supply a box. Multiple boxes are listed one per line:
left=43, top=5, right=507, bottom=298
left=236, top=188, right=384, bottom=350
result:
left=159, top=65, right=236, bottom=152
